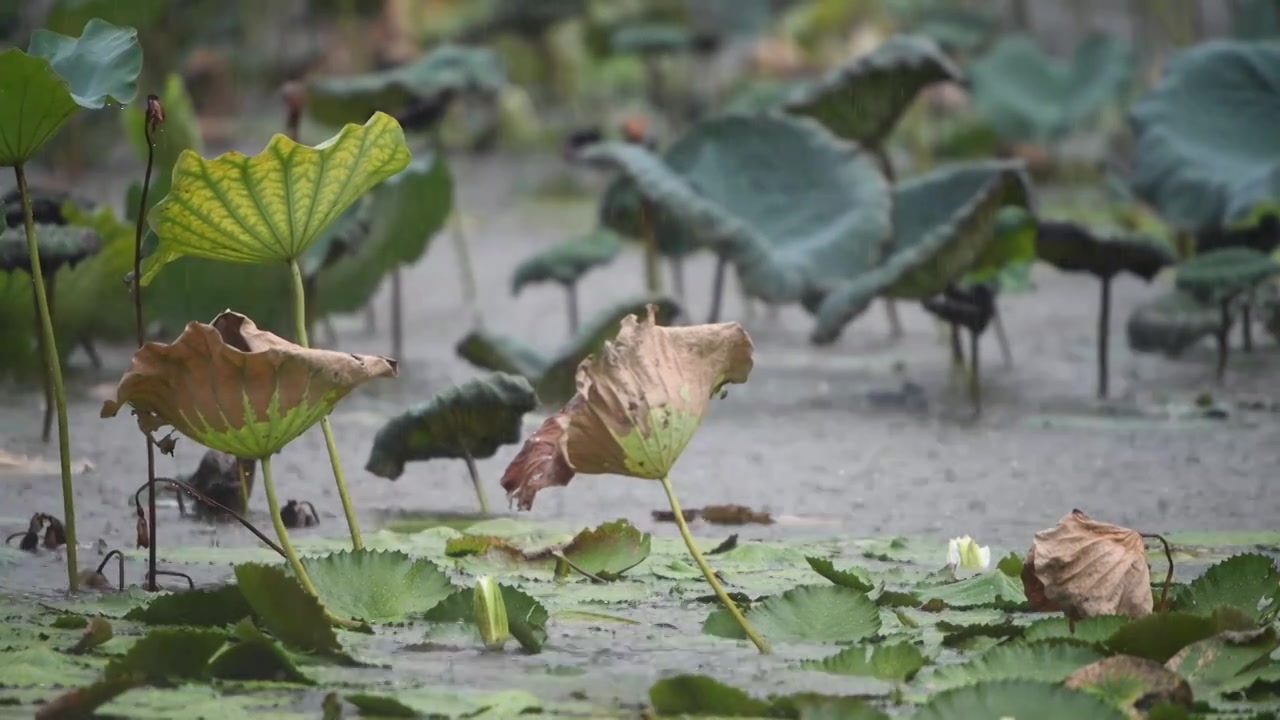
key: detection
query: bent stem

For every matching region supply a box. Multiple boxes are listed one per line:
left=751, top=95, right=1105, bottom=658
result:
left=15, top=164, right=78, bottom=592
left=288, top=259, right=364, bottom=549
left=659, top=475, right=770, bottom=654
left=134, top=112, right=160, bottom=590
left=461, top=446, right=490, bottom=514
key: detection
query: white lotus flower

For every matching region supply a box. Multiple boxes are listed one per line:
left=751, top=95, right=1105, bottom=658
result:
left=947, top=535, right=991, bottom=571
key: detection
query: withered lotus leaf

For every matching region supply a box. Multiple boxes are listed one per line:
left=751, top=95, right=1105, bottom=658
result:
left=100, top=311, right=397, bottom=459
left=1030, top=509, right=1153, bottom=620
left=501, top=304, right=753, bottom=508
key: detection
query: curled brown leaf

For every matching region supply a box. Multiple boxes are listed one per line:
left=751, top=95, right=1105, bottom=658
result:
left=1030, top=509, right=1153, bottom=620
left=500, top=399, right=578, bottom=510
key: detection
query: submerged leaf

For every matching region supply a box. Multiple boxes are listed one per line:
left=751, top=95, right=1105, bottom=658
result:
left=1028, top=510, right=1153, bottom=620
left=100, top=311, right=397, bottom=458
left=365, top=373, right=537, bottom=480
left=143, top=112, right=411, bottom=282
left=301, top=550, right=456, bottom=623
left=704, top=585, right=881, bottom=644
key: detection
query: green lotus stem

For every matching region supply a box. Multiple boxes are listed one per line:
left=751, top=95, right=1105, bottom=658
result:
left=461, top=447, right=489, bottom=514
left=390, top=268, right=403, bottom=360
left=450, top=209, right=479, bottom=312
left=968, top=327, right=982, bottom=414
left=639, top=200, right=662, bottom=295
left=659, top=475, right=770, bottom=654
left=288, top=258, right=364, bottom=550
left=883, top=300, right=903, bottom=339
left=15, top=164, right=78, bottom=592
left=1097, top=276, right=1112, bottom=398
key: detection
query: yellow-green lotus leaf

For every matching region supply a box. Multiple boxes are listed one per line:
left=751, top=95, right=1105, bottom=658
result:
left=142, top=111, right=411, bottom=284
left=100, top=311, right=397, bottom=458
left=571, top=303, right=752, bottom=479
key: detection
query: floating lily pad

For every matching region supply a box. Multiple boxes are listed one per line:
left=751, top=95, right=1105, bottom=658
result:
left=1166, top=627, right=1279, bottom=697
left=801, top=641, right=927, bottom=682
left=103, top=627, right=228, bottom=683
left=1063, top=655, right=1192, bottom=716
left=647, top=674, right=772, bottom=717
left=122, top=584, right=252, bottom=627
left=233, top=563, right=345, bottom=656
left=922, top=640, right=1105, bottom=692
left=1175, top=553, right=1280, bottom=622
left=1130, top=40, right=1280, bottom=230
left=915, top=679, right=1128, bottom=720
left=785, top=34, right=963, bottom=148
left=703, top=585, right=881, bottom=644
left=914, top=566, right=1026, bottom=609
left=561, top=519, right=651, bottom=580
left=307, top=44, right=506, bottom=128
left=301, top=550, right=456, bottom=623
left=206, top=618, right=312, bottom=685
left=1022, top=614, right=1129, bottom=644
left=0, top=224, right=100, bottom=274
left=142, top=112, right=411, bottom=283
left=970, top=33, right=1133, bottom=142
left=511, top=228, right=622, bottom=294
left=812, top=160, right=1030, bottom=343
left=365, top=373, right=537, bottom=480
left=580, top=114, right=892, bottom=305
left=1126, top=289, right=1222, bottom=356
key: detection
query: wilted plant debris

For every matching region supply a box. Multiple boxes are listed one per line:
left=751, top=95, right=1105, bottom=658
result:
left=652, top=504, right=775, bottom=525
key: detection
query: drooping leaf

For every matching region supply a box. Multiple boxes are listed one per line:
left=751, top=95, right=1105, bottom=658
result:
left=1166, top=627, right=1279, bottom=697
left=811, top=160, right=1030, bottom=343
left=785, top=34, right=963, bottom=147
left=1176, top=553, right=1280, bottom=622
left=703, top=585, right=881, bottom=644
left=314, top=152, right=453, bottom=317
left=1035, top=220, right=1175, bottom=280
left=1125, top=289, right=1222, bottom=356
left=300, top=550, right=457, bottom=623
left=1129, top=40, right=1280, bottom=230
left=206, top=617, right=313, bottom=684
left=511, top=228, right=622, bottom=293
left=27, top=18, right=141, bottom=110
left=233, top=563, right=345, bottom=656
left=560, top=519, right=651, bottom=580
left=122, top=585, right=253, bottom=627
left=142, top=112, right=411, bottom=283
left=0, top=224, right=100, bottom=274
left=103, top=627, right=227, bottom=682
left=454, top=331, right=549, bottom=381
left=1063, top=655, right=1193, bottom=715
left=306, top=44, right=506, bottom=128
left=1175, top=247, right=1280, bottom=304
left=581, top=114, right=893, bottom=305
left=801, top=641, right=927, bottom=682
left=969, top=32, right=1133, bottom=142
left=598, top=175, right=699, bottom=259
left=647, top=674, right=772, bottom=717
left=365, top=373, right=537, bottom=480
left=1025, top=509, right=1153, bottom=620
left=806, top=556, right=874, bottom=592
left=914, top=679, right=1128, bottom=720
left=922, top=640, right=1106, bottom=692
left=100, top=311, right=397, bottom=459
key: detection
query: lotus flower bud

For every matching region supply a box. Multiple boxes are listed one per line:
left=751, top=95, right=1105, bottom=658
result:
left=473, top=576, right=509, bottom=651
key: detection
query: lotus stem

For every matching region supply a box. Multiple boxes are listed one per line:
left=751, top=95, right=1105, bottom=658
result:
left=670, top=256, right=686, bottom=302
left=236, top=460, right=251, bottom=513
left=1242, top=302, right=1253, bottom=353
left=450, top=209, right=479, bottom=314
left=949, top=321, right=966, bottom=378
left=883, top=300, right=903, bottom=339
left=15, top=164, right=78, bottom=593
left=565, top=282, right=580, bottom=336
left=96, top=550, right=125, bottom=592
left=288, top=258, right=364, bottom=550
left=133, top=477, right=285, bottom=558
left=461, top=447, right=489, bottom=514
left=968, top=327, right=982, bottom=415
left=390, top=268, right=403, bottom=360
left=708, top=254, right=728, bottom=323
left=1215, top=299, right=1231, bottom=384
left=30, top=279, right=54, bottom=443
left=134, top=104, right=160, bottom=591
left=992, top=301, right=1013, bottom=368
left=639, top=200, right=662, bottom=295
left=261, top=455, right=321, bottom=597
left=659, top=475, right=770, bottom=654
left=1097, top=276, right=1112, bottom=399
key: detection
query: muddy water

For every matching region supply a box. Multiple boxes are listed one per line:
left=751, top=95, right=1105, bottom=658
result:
left=2, top=155, right=1279, bottom=594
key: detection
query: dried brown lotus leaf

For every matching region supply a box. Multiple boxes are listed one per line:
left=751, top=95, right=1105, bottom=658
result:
left=100, top=311, right=397, bottom=458
left=1031, top=509, right=1153, bottom=619
left=500, top=398, right=578, bottom=510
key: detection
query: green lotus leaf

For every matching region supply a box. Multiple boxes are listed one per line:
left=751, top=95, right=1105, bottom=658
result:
left=424, top=584, right=548, bottom=652
left=99, top=311, right=397, bottom=459
left=455, top=296, right=682, bottom=406
left=921, top=641, right=1105, bottom=692
left=1175, top=553, right=1280, bottom=622
left=306, top=44, right=506, bottom=128
left=915, top=679, right=1128, bottom=720
left=812, top=160, right=1031, bottom=343
left=57, top=202, right=142, bottom=343
left=142, top=112, right=411, bottom=283
left=1036, top=220, right=1175, bottom=280
left=599, top=177, right=699, bottom=258
left=724, top=78, right=796, bottom=114
left=913, top=8, right=998, bottom=54
left=1022, top=614, right=1129, bottom=644
left=805, top=556, right=875, bottom=592
left=648, top=674, right=773, bottom=717
left=1063, top=656, right=1192, bottom=716
left=916, top=567, right=1026, bottom=609
left=103, top=627, right=228, bottom=682
left=610, top=23, right=692, bottom=55
left=300, top=549, right=456, bottom=623
left=345, top=688, right=544, bottom=719
left=560, top=519, right=651, bottom=580
left=122, top=585, right=252, bottom=627
left=785, top=34, right=963, bottom=148
left=233, top=562, right=345, bottom=656
left=0, top=223, right=100, bottom=274
left=703, top=585, right=881, bottom=644
left=1130, top=41, right=1280, bottom=230
left=28, top=18, right=141, bottom=110
left=314, top=153, right=453, bottom=317
left=970, top=32, right=1133, bottom=142
left=964, top=205, right=1037, bottom=286
left=0, top=50, right=78, bottom=166
left=121, top=72, right=202, bottom=212
left=1167, top=627, right=1279, bottom=697
left=801, top=641, right=927, bottom=682
left=1175, top=247, right=1280, bottom=304
left=1125, top=289, right=1221, bottom=356
left=511, top=228, right=622, bottom=293
left=206, top=617, right=312, bottom=684
left=365, top=373, right=537, bottom=480
left=1105, top=612, right=1220, bottom=663
left=581, top=114, right=892, bottom=305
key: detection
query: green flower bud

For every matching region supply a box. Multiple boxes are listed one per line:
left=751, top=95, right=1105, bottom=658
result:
left=474, top=576, right=509, bottom=651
